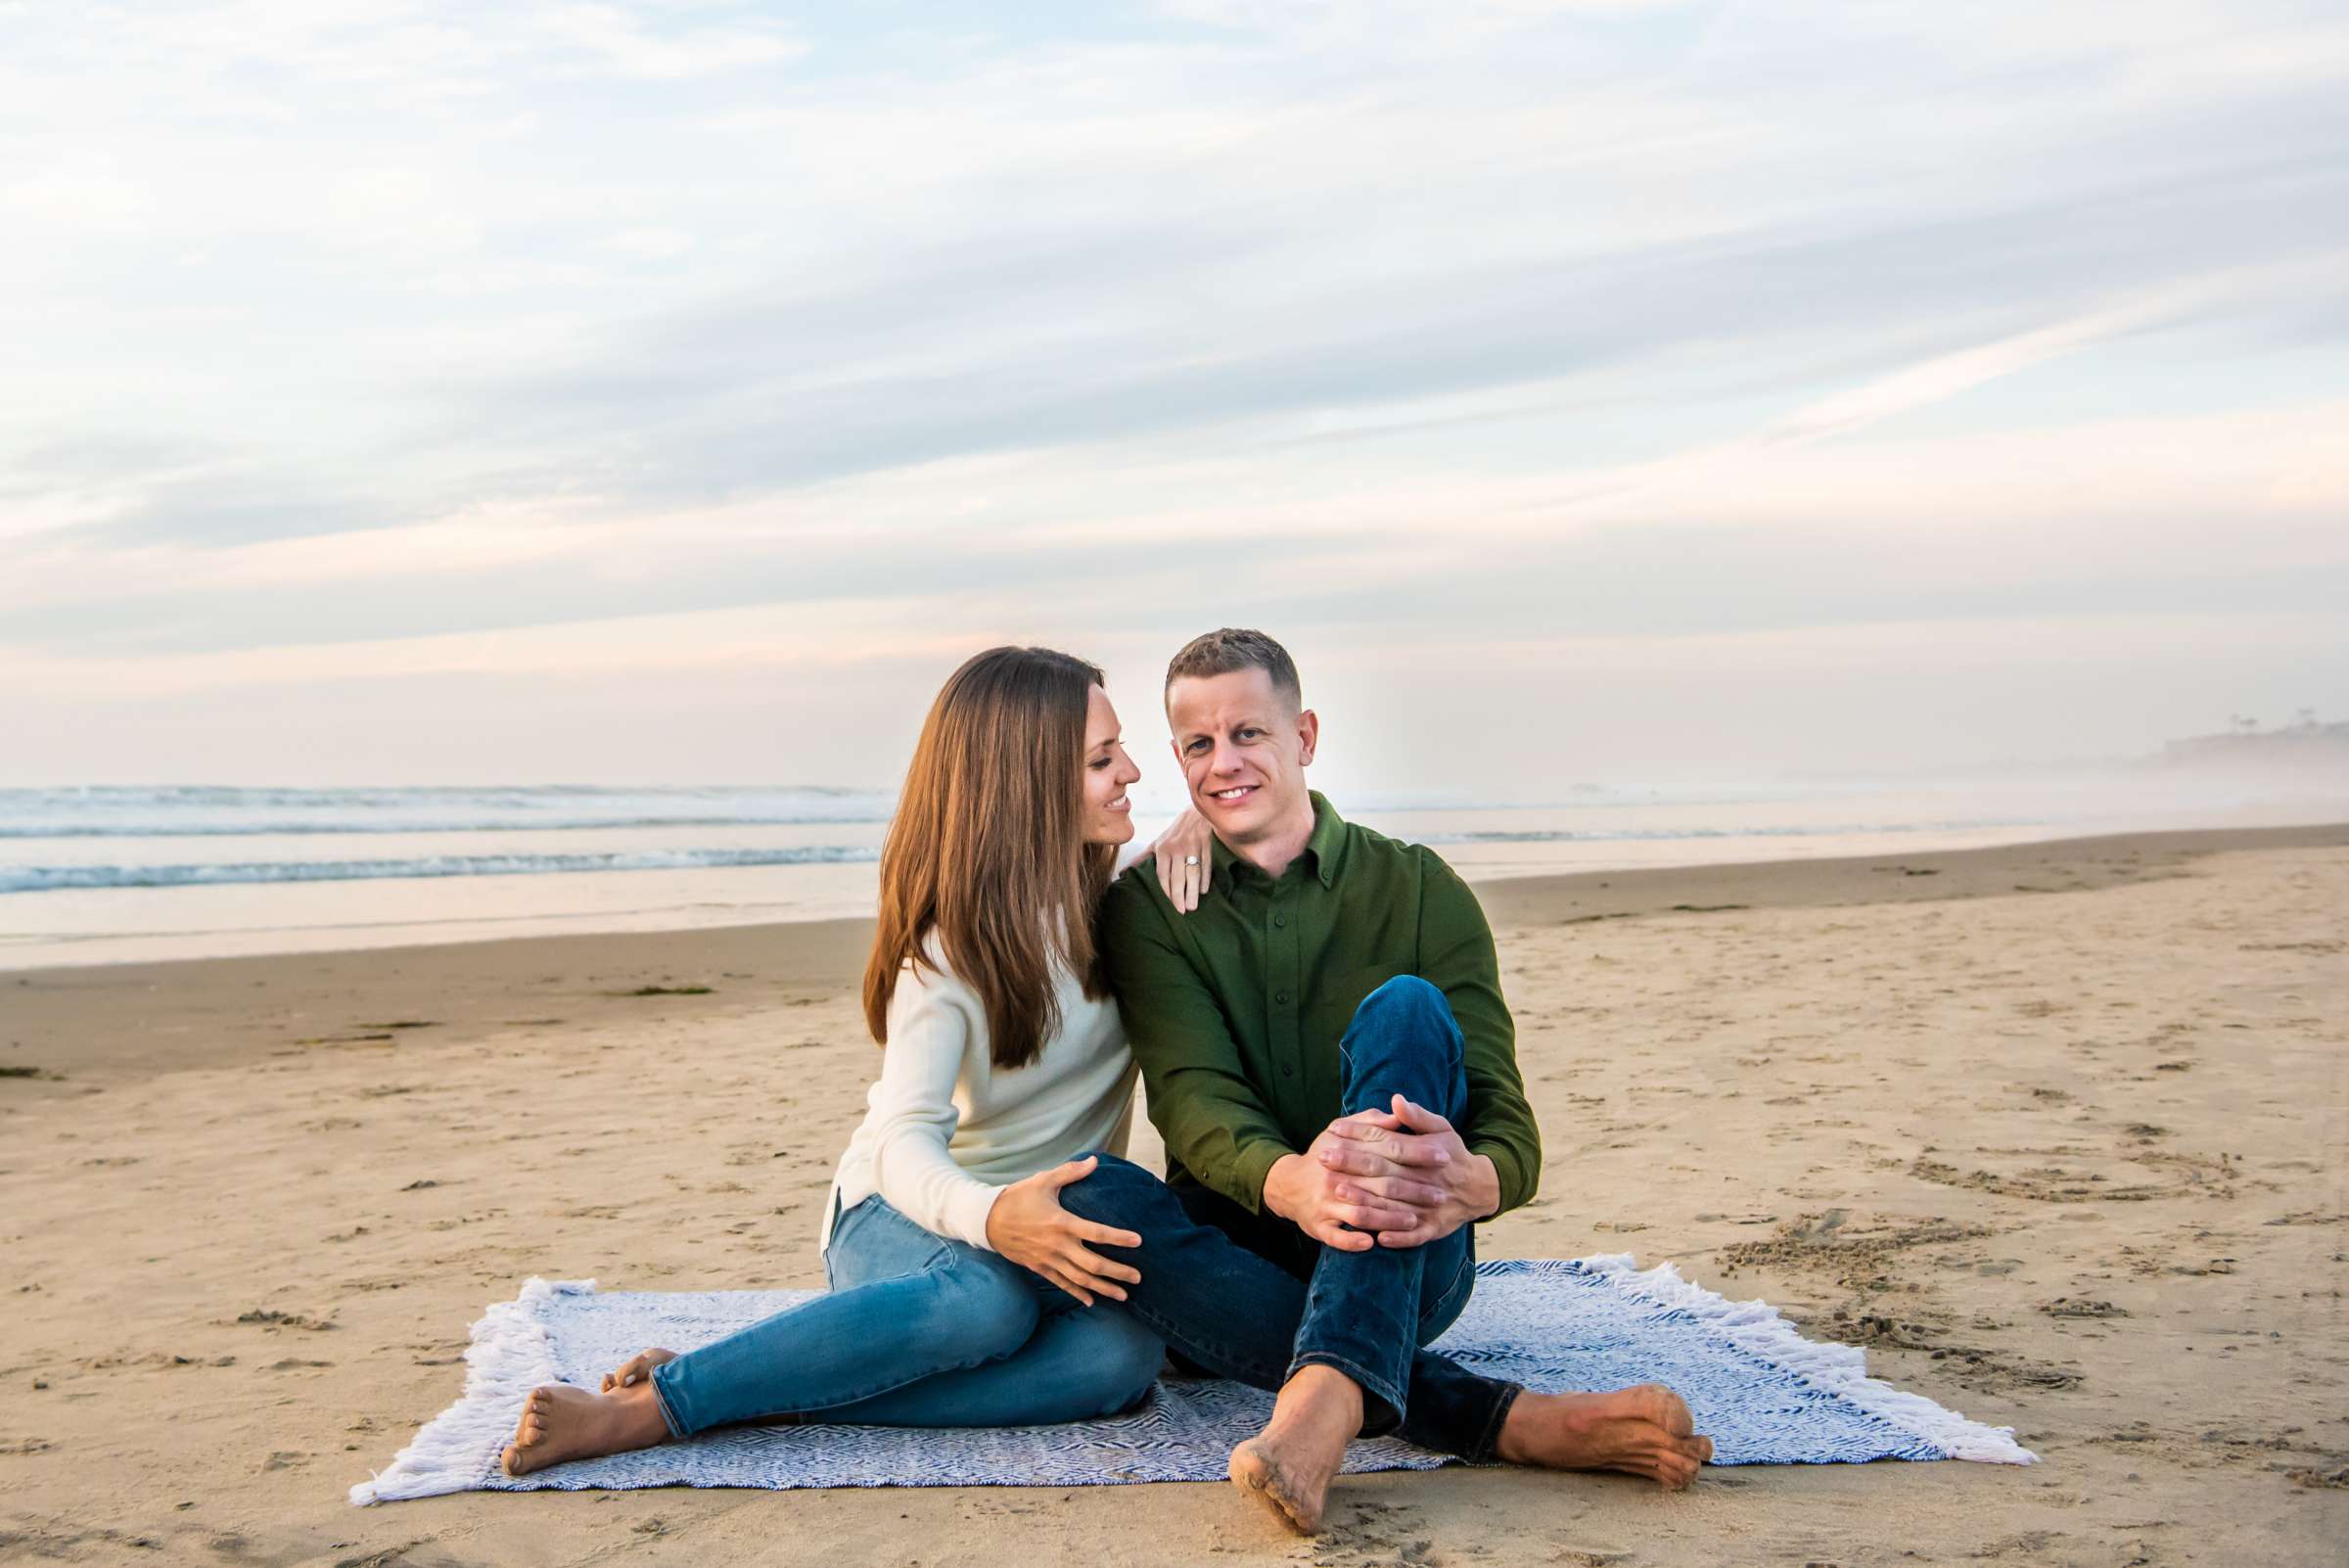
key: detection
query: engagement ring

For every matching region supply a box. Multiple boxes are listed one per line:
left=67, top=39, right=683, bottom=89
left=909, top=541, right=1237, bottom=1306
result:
left=1184, top=855, right=1200, bottom=866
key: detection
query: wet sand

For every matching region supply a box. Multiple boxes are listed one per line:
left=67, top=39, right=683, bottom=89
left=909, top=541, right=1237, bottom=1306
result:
left=3, top=825, right=2344, bottom=1565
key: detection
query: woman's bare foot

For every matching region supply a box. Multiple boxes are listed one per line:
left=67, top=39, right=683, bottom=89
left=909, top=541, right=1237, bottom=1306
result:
left=1496, top=1383, right=1714, bottom=1488
left=499, top=1380, right=671, bottom=1477
left=1227, top=1364, right=1363, bottom=1536
left=601, top=1347, right=677, bottom=1392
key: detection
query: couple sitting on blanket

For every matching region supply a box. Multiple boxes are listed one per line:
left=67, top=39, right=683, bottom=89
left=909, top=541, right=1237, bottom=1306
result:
left=502, top=628, right=1713, bottom=1533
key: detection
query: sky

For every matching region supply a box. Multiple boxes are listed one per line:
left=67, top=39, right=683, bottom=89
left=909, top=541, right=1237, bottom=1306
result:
left=4, top=0, right=2345, bottom=798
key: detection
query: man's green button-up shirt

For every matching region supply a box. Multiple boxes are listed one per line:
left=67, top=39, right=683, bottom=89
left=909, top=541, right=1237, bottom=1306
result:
left=1100, top=792, right=1542, bottom=1218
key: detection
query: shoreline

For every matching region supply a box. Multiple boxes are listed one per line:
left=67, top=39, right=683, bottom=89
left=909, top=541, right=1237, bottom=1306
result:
left=11, top=791, right=2345, bottom=973
left=9, top=821, right=2342, bottom=1084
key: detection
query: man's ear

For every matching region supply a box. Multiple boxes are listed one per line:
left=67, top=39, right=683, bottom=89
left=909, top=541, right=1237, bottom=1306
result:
left=1295, top=710, right=1318, bottom=767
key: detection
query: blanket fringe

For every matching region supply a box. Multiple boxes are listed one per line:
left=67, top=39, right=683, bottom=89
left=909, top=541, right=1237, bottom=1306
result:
left=1571, top=1255, right=2038, bottom=1464
left=349, top=1277, right=596, bottom=1505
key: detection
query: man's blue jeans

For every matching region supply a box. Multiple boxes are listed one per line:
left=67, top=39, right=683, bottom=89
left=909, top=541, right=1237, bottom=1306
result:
left=1060, top=976, right=1522, bottom=1460
left=648, top=1191, right=1165, bottom=1437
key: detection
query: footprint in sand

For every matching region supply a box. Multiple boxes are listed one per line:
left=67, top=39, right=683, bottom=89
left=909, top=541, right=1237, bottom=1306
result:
left=1910, top=1147, right=2232, bottom=1203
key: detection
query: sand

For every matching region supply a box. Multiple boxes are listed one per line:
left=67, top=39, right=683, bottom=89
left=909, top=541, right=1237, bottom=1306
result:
left=3, top=825, right=2343, bottom=1566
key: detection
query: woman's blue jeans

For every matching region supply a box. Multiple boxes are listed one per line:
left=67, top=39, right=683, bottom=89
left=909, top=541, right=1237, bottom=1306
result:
left=1057, top=976, right=1522, bottom=1460
left=648, top=1192, right=1167, bottom=1437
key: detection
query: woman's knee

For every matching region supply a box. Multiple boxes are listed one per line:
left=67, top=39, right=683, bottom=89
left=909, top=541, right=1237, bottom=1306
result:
left=1107, top=1317, right=1169, bottom=1403
left=1078, top=1313, right=1168, bottom=1414
left=920, top=1251, right=1043, bottom=1361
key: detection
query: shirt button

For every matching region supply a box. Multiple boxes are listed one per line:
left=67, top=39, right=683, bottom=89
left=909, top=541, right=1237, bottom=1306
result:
left=1273, top=915, right=1287, bottom=928
left=1275, top=991, right=1290, bottom=1004
left=1281, top=1065, right=1295, bottom=1078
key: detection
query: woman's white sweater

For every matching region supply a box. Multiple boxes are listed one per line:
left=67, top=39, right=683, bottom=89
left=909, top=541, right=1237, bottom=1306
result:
left=822, top=933, right=1137, bottom=1252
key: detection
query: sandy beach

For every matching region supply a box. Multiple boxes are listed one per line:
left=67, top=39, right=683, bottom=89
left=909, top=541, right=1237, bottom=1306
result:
left=4, top=824, right=2343, bottom=1567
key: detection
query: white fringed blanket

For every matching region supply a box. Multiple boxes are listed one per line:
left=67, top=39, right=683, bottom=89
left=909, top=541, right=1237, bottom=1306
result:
left=353, top=1257, right=2034, bottom=1503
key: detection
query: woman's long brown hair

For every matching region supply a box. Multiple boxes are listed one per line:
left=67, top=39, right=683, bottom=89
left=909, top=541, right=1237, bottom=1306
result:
left=861, top=646, right=1116, bottom=1070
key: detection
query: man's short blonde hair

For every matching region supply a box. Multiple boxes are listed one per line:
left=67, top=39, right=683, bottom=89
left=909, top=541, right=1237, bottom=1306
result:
left=1165, top=627, right=1301, bottom=712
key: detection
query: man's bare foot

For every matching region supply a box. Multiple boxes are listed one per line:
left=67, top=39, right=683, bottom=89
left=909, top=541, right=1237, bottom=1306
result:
left=1227, top=1364, right=1362, bottom=1535
left=1496, top=1383, right=1714, bottom=1489
left=601, top=1347, right=677, bottom=1392
left=499, top=1380, right=671, bottom=1477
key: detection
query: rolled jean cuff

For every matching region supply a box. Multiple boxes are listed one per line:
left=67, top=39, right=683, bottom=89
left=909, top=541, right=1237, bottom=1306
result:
left=1463, top=1379, right=1523, bottom=1464
left=1287, top=1351, right=1405, bottom=1438
left=648, top=1363, right=691, bottom=1440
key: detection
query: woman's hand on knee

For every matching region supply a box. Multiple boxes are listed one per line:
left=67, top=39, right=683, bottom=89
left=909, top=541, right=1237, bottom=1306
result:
left=986, top=1156, right=1144, bottom=1306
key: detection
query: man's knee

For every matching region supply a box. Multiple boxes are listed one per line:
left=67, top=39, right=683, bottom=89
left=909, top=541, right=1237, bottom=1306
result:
left=1060, top=1151, right=1173, bottom=1230
left=1353, top=976, right=1459, bottom=1043
left=1344, top=979, right=1464, bottom=1114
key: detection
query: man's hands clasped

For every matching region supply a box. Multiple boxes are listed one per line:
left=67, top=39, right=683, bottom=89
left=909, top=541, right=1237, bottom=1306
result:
left=1263, top=1094, right=1500, bottom=1251
left=985, top=1156, right=1143, bottom=1306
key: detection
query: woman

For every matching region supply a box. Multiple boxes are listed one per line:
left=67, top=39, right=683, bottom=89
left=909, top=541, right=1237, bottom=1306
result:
left=502, top=646, right=1203, bottom=1475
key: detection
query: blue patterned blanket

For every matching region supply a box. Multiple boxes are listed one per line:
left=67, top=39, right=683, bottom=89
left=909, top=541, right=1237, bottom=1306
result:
left=352, top=1257, right=2034, bottom=1503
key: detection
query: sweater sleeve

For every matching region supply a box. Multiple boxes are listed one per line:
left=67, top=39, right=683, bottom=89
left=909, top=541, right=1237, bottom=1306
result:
left=866, top=962, right=1007, bottom=1250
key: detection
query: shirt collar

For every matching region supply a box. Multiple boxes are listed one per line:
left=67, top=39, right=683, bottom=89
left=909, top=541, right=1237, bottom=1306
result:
left=1206, top=791, right=1348, bottom=889
left=1304, top=791, right=1348, bottom=887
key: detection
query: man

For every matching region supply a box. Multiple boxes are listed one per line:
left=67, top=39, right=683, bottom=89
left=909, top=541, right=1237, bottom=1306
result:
left=1061, top=627, right=1713, bottom=1535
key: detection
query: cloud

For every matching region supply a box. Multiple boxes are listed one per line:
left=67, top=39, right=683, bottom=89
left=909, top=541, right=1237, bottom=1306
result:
left=1758, top=280, right=2238, bottom=447
left=604, top=226, right=697, bottom=258
left=9, top=394, right=2342, bottom=670
left=533, top=3, right=804, bottom=80
left=3, top=0, right=2346, bottom=779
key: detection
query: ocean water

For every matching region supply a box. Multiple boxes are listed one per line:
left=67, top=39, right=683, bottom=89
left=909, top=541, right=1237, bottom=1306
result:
left=0, top=777, right=2331, bottom=969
